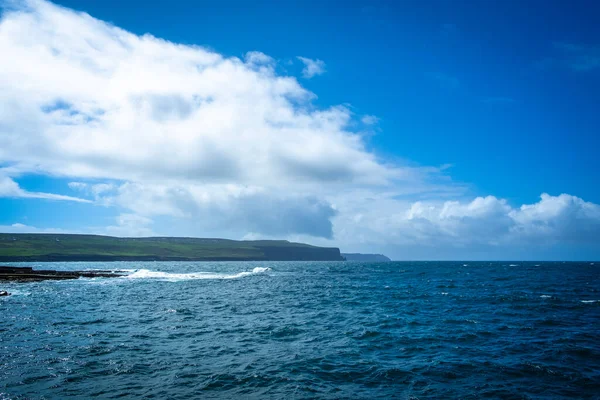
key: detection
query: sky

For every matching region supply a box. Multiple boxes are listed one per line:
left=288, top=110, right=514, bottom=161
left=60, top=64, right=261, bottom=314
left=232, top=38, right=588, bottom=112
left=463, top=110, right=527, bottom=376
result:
left=0, top=0, right=599, bottom=260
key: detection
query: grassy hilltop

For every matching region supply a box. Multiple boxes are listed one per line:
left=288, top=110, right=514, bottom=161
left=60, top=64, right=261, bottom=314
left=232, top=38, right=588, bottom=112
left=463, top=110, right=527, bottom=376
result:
left=0, top=234, right=344, bottom=262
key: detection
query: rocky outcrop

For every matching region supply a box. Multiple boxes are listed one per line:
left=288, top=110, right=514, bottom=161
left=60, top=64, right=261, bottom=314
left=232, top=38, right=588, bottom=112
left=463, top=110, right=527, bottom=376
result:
left=0, top=266, right=126, bottom=282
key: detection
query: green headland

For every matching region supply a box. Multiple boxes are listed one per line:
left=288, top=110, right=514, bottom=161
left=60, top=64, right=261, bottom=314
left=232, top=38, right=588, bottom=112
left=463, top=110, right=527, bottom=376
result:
left=0, top=233, right=344, bottom=262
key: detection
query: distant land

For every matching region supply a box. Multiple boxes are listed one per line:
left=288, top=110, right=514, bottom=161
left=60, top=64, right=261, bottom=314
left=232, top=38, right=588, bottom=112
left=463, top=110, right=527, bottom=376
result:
left=342, top=253, right=391, bottom=262
left=0, top=234, right=344, bottom=262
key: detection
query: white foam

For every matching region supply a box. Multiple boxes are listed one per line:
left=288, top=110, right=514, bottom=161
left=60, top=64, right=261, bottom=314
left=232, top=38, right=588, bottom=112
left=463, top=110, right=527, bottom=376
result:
left=509, top=264, right=519, bottom=267
left=0, top=289, right=30, bottom=297
left=540, top=295, right=551, bottom=298
left=581, top=300, right=598, bottom=303
left=123, top=267, right=271, bottom=281
left=250, top=267, right=271, bottom=274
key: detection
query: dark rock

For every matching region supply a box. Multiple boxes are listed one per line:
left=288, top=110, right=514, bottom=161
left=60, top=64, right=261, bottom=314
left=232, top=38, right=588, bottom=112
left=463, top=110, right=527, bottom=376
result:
left=0, top=266, right=126, bottom=282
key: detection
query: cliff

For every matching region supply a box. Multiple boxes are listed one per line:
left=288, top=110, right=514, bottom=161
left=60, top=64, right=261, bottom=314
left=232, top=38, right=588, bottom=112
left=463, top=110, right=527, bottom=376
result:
left=0, top=234, right=344, bottom=262
left=342, top=253, right=391, bottom=262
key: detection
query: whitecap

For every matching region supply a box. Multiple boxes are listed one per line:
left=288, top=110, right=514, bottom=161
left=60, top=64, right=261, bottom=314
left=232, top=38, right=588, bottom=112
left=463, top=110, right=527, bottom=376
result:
left=509, top=264, right=519, bottom=267
left=581, top=300, right=598, bottom=304
left=540, top=295, right=551, bottom=298
left=0, top=290, right=30, bottom=297
left=123, top=267, right=271, bottom=281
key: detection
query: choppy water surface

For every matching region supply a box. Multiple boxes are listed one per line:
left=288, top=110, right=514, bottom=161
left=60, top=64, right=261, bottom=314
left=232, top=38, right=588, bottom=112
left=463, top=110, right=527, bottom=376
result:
left=1, top=261, right=599, bottom=399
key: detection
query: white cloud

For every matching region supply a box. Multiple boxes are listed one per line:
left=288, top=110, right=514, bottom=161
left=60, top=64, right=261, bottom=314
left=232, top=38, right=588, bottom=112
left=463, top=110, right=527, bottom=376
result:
left=244, top=51, right=274, bottom=66
left=0, top=214, right=153, bottom=237
left=0, top=172, right=90, bottom=202
left=323, top=193, right=600, bottom=257
left=509, top=193, right=600, bottom=241
left=0, top=1, right=393, bottom=188
left=81, top=181, right=336, bottom=238
left=69, top=181, right=116, bottom=200
left=104, top=213, right=155, bottom=237
left=297, top=56, right=326, bottom=78
left=67, top=182, right=87, bottom=191
left=361, top=115, right=380, bottom=125
left=0, top=223, right=68, bottom=234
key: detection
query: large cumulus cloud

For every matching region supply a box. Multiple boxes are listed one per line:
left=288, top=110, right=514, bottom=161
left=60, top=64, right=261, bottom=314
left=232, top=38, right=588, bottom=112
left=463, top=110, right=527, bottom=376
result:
left=0, top=0, right=404, bottom=238
left=0, top=0, right=393, bottom=186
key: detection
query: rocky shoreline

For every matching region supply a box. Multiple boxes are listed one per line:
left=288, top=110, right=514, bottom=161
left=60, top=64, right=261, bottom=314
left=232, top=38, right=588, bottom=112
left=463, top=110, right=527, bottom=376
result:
left=0, top=266, right=127, bottom=282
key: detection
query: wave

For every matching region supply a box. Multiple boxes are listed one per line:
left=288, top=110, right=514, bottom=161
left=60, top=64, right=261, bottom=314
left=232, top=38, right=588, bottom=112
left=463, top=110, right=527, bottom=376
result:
left=580, top=300, right=598, bottom=304
left=0, top=289, right=30, bottom=297
left=123, top=267, right=271, bottom=281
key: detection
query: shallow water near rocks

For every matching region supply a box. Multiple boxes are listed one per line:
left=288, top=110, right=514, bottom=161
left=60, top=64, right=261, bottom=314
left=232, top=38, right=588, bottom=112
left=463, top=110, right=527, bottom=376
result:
left=1, top=261, right=599, bottom=399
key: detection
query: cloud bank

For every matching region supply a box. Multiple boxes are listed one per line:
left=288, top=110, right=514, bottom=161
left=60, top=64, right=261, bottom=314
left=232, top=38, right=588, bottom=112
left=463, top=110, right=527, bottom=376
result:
left=333, top=193, right=600, bottom=248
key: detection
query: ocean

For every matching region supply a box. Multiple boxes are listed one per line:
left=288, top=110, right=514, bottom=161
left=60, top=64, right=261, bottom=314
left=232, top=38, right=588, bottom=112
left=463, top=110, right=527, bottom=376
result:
left=1, top=261, right=599, bottom=399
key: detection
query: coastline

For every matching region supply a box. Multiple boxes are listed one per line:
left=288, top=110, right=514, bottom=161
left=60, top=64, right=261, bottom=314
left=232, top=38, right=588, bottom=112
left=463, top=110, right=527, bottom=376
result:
left=0, top=265, right=127, bottom=282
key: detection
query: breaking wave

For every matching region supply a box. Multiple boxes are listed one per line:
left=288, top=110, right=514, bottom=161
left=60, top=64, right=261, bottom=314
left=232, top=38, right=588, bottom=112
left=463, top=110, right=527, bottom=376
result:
left=123, top=267, right=271, bottom=281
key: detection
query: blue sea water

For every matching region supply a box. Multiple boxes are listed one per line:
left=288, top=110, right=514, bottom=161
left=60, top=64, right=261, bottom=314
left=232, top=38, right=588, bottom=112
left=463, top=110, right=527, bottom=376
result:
left=1, top=261, right=599, bottom=399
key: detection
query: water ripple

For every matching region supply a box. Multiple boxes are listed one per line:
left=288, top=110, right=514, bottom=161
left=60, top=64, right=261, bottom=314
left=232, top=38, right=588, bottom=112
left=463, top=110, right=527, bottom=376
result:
left=1, top=261, right=599, bottom=398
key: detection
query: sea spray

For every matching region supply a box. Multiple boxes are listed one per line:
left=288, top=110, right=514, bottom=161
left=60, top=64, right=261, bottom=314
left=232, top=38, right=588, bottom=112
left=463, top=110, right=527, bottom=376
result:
left=124, top=266, right=271, bottom=281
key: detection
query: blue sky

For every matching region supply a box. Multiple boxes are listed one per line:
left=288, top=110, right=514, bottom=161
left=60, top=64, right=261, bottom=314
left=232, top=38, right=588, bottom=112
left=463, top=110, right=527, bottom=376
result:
left=0, top=0, right=599, bottom=259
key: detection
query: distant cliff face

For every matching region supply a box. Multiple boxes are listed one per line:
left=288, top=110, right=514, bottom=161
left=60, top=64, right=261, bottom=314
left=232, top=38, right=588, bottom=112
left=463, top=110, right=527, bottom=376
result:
left=342, top=253, right=391, bottom=262
left=0, top=234, right=345, bottom=262
left=257, top=246, right=343, bottom=261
